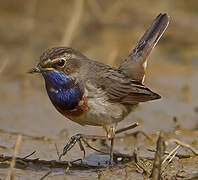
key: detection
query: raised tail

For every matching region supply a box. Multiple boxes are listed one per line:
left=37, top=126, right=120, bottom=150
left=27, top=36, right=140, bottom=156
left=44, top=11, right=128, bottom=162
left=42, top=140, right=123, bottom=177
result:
left=119, top=13, right=169, bottom=83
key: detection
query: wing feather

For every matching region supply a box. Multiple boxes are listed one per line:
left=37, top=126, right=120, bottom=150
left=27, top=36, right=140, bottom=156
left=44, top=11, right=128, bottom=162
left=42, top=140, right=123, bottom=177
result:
left=106, top=79, right=161, bottom=104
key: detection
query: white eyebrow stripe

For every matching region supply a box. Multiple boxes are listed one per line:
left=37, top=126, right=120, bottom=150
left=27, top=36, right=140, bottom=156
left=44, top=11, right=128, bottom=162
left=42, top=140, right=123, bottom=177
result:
left=51, top=58, right=61, bottom=63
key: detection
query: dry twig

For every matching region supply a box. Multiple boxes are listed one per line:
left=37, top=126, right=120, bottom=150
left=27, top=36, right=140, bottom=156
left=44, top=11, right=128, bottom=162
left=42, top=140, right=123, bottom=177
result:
left=147, top=148, right=192, bottom=159
left=40, top=170, right=52, bottom=180
left=0, top=145, right=8, bottom=150
left=0, top=150, right=134, bottom=171
left=168, top=139, right=198, bottom=156
left=23, top=150, right=36, bottom=159
left=54, top=143, right=60, bottom=158
left=162, top=145, right=180, bottom=165
left=134, top=148, right=150, bottom=176
left=115, top=122, right=139, bottom=135
left=151, top=133, right=165, bottom=180
left=6, top=135, right=22, bottom=180
left=161, top=149, right=178, bottom=173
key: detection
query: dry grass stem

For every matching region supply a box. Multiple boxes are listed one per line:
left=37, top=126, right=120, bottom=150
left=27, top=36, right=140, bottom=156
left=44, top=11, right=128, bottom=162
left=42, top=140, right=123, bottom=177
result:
left=0, top=154, right=104, bottom=170
left=39, top=170, right=52, bottom=180
left=0, top=58, right=8, bottom=74
left=134, top=148, right=150, bottom=176
left=62, top=0, right=84, bottom=45
left=147, top=148, right=193, bottom=159
left=6, top=135, right=22, bottom=180
left=0, top=145, right=8, bottom=150
left=132, top=130, right=153, bottom=141
left=22, top=150, right=36, bottom=159
left=162, top=145, right=180, bottom=165
left=168, top=139, right=198, bottom=155
left=162, top=150, right=178, bottom=173
left=115, top=122, right=139, bottom=135
left=54, top=143, right=60, bottom=158
left=167, top=150, right=177, bottom=164
left=151, top=133, right=165, bottom=180
left=0, top=150, right=135, bottom=171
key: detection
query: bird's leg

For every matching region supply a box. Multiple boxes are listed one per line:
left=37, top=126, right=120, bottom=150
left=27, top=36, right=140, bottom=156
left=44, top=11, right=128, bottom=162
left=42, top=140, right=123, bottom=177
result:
left=59, top=123, right=139, bottom=163
left=109, top=137, right=114, bottom=165
left=105, top=123, right=139, bottom=165
left=59, top=133, right=107, bottom=160
left=104, top=124, right=116, bottom=165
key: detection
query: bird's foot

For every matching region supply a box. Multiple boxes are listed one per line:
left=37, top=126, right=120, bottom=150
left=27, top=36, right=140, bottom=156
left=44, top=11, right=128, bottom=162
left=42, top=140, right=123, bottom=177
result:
left=59, top=133, right=85, bottom=160
left=59, top=133, right=109, bottom=161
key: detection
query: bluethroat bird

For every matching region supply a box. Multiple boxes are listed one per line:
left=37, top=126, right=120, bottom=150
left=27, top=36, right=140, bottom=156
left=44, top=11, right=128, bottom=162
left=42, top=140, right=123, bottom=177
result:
left=28, top=13, right=169, bottom=164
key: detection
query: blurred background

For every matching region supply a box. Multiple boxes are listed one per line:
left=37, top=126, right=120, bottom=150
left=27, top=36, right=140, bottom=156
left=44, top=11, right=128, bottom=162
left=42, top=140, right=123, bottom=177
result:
left=0, top=0, right=198, bottom=178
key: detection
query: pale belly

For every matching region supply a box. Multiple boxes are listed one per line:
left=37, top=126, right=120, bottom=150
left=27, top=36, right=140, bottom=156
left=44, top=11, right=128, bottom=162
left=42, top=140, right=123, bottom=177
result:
left=61, top=97, right=137, bottom=127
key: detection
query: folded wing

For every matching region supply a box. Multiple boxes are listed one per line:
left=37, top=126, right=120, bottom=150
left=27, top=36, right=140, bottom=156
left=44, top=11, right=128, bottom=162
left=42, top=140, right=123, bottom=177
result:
left=106, top=79, right=161, bottom=104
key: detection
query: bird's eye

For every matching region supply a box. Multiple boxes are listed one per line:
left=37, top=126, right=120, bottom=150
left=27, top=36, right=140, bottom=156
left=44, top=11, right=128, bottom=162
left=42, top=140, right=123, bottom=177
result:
left=57, top=59, right=65, bottom=67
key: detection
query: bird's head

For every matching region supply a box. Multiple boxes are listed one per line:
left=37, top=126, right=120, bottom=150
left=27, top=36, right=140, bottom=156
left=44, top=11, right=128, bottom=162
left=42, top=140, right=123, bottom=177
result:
left=28, top=47, right=86, bottom=76
left=28, top=47, right=85, bottom=110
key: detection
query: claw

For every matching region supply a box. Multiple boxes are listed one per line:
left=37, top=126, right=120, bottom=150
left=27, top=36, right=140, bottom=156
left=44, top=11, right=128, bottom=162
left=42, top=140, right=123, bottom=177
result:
left=59, top=133, right=108, bottom=161
left=59, top=134, right=83, bottom=160
left=78, top=140, right=86, bottom=159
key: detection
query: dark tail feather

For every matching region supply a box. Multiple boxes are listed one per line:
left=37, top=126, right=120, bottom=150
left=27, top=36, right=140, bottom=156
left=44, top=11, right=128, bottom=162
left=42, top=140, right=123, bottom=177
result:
left=119, top=13, right=169, bottom=83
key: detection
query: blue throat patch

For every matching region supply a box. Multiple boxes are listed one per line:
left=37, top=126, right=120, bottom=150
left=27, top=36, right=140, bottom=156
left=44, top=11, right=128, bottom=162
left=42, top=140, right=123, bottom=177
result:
left=42, top=70, right=83, bottom=110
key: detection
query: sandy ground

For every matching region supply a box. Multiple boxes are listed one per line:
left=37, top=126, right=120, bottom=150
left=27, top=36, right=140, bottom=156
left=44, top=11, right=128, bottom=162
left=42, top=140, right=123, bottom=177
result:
left=1, top=60, right=198, bottom=179
left=1, top=1, right=198, bottom=179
